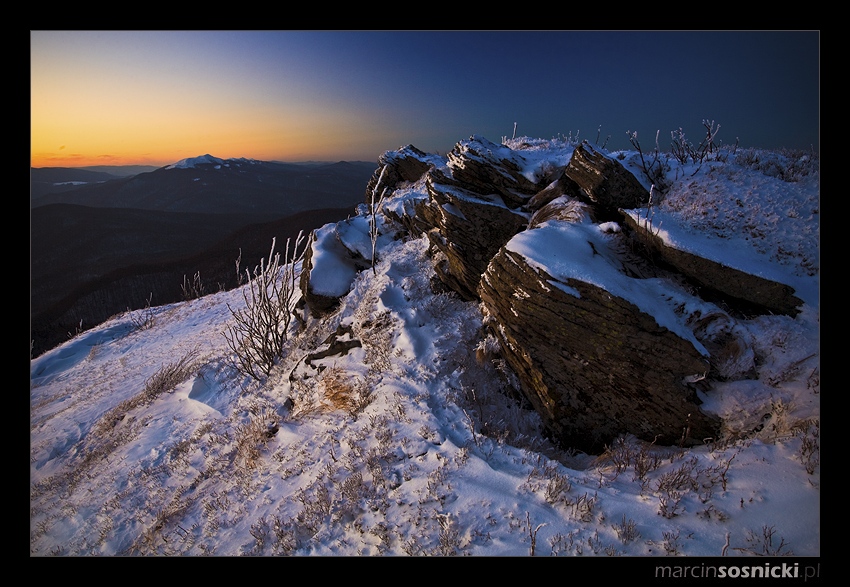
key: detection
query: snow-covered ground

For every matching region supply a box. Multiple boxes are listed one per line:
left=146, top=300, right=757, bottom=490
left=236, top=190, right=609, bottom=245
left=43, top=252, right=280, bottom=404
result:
left=30, top=137, right=819, bottom=562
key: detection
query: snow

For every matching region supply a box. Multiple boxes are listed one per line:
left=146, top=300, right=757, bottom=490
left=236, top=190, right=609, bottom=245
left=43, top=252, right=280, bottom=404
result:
left=164, top=154, right=224, bottom=169
left=30, top=137, right=819, bottom=563
left=506, top=220, right=714, bottom=357
left=305, top=223, right=362, bottom=298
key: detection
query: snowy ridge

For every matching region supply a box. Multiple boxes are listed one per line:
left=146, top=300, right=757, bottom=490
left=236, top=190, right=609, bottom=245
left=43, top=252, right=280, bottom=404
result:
left=30, top=139, right=819, bottom=558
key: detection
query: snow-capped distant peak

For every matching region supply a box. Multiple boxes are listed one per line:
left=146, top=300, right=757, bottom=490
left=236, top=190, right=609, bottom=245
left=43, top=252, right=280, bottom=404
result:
left=164, top=154, right=226, bottom=169
left=163, top=154, right=261, bottom=170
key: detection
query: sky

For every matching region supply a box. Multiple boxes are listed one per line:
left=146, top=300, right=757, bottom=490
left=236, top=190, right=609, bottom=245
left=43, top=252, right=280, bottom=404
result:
left=30, top=136, right=820, bottom=561
left=30, top=30, right=820, bottom=168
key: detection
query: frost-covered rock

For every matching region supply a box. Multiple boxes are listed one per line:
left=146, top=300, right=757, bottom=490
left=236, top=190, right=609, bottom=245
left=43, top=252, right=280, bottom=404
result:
left=301, top=136, right=808, bottom=453
left=478, top=217, right=721, bottom=453
left=621, top=210, right=805, bottom=317
left=300, top=216, right=375, bottom=317
left=565, top=140, right=650, bottom=213
left=415, top=168, right=529, bottom=300
left=447, top=135, right=562, bottom=208
left=363, top=144, right=436, bottom=205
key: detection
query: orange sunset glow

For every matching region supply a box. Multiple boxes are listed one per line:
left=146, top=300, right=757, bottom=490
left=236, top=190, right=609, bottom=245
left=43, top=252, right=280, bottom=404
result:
left=31, top=31, right=819, bottom=169
left=30, top=31, right=434, bottom=168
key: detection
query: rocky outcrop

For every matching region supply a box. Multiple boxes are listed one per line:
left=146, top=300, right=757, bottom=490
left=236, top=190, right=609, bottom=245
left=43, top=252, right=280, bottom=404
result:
left=621, top=212, right=804, bottom=317
left=410, top=136, right=570, bottom=298
left=364, top=144, right=434, bottom=205
left=445, top=135, right=561, bottom=208
left=298, top=135, right=802, bottom=453
left=478, top=223, right=721, bottom=453
left=414, top=169, right=529, bottom=300
left=301, top=146, right=438, bottom=319
left=565, top=141, right=650, bottom=213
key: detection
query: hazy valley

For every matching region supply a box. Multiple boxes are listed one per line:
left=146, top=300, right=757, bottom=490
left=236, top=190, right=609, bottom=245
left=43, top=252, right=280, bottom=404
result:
left=30, top=158, right=378, bottom=358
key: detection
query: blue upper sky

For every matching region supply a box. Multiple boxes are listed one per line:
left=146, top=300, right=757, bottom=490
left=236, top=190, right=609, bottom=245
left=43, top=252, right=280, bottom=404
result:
left=31, top=30, right=820, bottom=167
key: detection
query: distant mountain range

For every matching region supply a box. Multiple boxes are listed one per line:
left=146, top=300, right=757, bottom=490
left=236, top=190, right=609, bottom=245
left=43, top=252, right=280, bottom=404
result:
left=30, top=156, right=378, bottom=357
left=31, top=157, right=377, bottom=214
left=30, top=165, right=159, bottom=200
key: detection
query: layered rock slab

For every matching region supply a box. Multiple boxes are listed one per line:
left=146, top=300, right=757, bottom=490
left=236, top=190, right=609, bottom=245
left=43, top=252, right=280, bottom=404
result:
left=415, top=169, right=529, bottom=300
left=565, top=141, right=650, bottom=213
left=478, top=220, right=721, bottom=453
left=621, top=211, right=804, bottom=317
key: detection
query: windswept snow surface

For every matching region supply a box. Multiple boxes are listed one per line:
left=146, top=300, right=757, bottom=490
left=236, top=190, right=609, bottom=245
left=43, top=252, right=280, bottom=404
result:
left=30, top=138, right=819, bottom=559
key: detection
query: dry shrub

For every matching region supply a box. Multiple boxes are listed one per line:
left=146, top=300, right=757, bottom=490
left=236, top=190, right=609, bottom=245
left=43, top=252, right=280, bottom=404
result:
left=613, top=514, right=640, bottom=545
left=235, top=416, right=271, bottom=470
left=224, top=236, right=306, bottom=380
left=235, top=398, right=279, bottom=469
left=792, top=418, right=820, bottom=475
left=319, top=365, right=371, bottom=418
